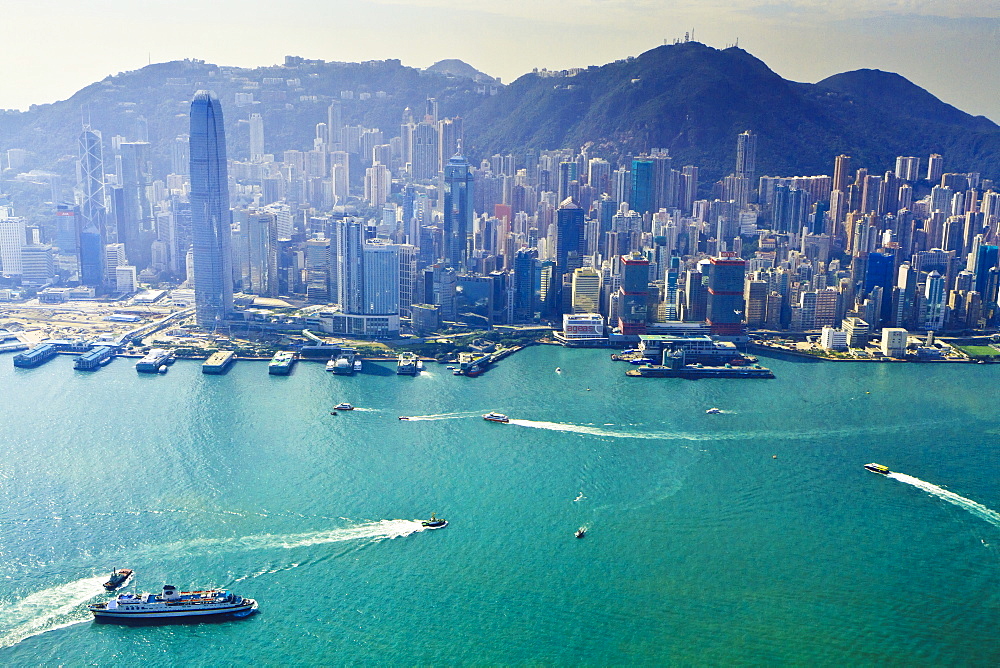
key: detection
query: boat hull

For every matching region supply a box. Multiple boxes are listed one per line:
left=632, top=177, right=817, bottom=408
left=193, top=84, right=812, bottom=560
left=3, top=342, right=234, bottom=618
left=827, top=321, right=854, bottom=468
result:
left=90, top=600, right=257, bottom=624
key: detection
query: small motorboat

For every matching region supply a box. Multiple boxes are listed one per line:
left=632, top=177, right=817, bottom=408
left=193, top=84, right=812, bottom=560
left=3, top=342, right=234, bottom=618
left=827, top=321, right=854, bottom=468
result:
left=398, top=416, right=410, bottom=421
left=575, top=527, right=586, bottom=539
left=483, top=412, right=509, bottom=423
left=103, top=568, right=134, bottom=591
left=864, top=463, right=891, bottom=475
left=422, top=513, right=448, bottom=529
left=555, top=367, right=562, bottom=373
left=329, top=411, right=337, bottom=415
left=706, top=407, right=722, bottom=414
left=334, top=403, right=354, bottom=411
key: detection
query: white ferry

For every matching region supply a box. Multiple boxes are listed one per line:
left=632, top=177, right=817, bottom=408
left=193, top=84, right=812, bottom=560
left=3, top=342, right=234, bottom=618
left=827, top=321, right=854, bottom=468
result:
left=88, top=584, right=257, bottom=623
left=483, top=412, right=510, bottom=423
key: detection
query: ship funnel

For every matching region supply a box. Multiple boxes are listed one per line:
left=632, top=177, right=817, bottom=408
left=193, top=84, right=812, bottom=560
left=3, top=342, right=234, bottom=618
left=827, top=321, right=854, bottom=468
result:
left=162, top=584, right=179, bottom=599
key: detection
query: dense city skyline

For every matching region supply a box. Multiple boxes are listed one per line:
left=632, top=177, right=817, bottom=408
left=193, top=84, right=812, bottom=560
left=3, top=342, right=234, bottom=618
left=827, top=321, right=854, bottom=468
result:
left=0, top=1, right=998, bottom=123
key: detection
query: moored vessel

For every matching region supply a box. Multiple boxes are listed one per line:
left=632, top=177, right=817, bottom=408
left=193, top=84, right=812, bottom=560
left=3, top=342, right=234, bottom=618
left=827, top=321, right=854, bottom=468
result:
left=202, top=350, right=236, bottom=374
left=397, top=352, right=419, bottom=375
left=88, top=584, right=257, bottom=623
left=268, top=351, right=297, bottom=375
left=136, top=349, right=173, bottom=373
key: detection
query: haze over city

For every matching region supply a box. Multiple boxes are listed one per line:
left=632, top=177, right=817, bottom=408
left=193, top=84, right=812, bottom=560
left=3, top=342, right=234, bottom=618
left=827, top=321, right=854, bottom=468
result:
left=2, top=0, right=999, bottom=122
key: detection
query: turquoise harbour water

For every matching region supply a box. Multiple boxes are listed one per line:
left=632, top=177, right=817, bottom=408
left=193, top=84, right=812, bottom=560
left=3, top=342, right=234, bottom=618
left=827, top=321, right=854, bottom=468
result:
left=0, top=346, right=999, bottom=665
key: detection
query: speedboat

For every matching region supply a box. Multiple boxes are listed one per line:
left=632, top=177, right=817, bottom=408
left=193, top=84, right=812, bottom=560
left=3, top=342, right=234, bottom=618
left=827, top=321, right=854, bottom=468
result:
left=334, top=403, right=354, bottom=411
left=555, top=367, right=561, bottom=373
left=103, top=568, right=134, bottom=591
left=706, top=407, right=722, bottom=414
left=422, top=514, right=448, bottom=529
left=864, top=463, right=891, bottom=475
left=398, top=416, right=410, bottom=421
left=483, top=412, right=509, bottom=423
left=575, top=527, right=586, bottom=539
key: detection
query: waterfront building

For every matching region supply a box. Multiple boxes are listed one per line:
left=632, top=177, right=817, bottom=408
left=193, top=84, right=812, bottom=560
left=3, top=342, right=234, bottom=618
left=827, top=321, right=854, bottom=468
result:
left=921, top=270, right=947, bottom=331
left=571, top=267, right=601, bottom=314
left=881, top=327, right=908, bottom=358
left=559, top=313, right=605, bottom=343
left=116, top=265, right=138, bottom=293
left=189, top=90, right=233, bottom=328
left=20, top=244, right=55, bottom=286
left=618, top=254, right=650, bottom=335
left=706, top=254, right=747, bottom=336
left=363, top=240, right=400, bottom=317
left=842, top=317, right=870, bottom=348
left=820, top=326, right=848, bottom=351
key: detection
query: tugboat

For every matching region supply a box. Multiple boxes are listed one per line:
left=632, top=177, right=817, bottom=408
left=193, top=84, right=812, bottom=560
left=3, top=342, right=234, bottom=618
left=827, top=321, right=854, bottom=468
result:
left=864, top=463, right=891, bottom=475
left=421, top=513, right=448, bottom=529
left=575, top=527, right=586, bottom=539
left=103, top=568, right=134, bottom=591
left=705, top=407, right=722, bottom=414
left=334, top=403, right=354, bottom=411
left=483, top=412, right=509, bottom=423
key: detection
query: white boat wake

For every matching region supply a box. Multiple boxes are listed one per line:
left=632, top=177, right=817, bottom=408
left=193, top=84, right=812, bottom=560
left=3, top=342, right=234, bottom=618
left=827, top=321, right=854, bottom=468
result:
left=401, top=411, right=483, bottom=421
left=0, top=575, right=106, bottom=650
left=506, top=419, right=710, bottom=441
left=888, top=472, right=1000, bottom=529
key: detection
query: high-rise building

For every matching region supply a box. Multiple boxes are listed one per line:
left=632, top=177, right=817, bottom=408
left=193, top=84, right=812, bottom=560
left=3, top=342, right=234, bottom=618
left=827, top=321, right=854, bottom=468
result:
left=249, top=113, right=264, bottom=162
left=618, top=254, right=650, bottom=335
left=77, top=126, right=107, bottom=285
left=571, top=267, right=601, bottom=314
left=630, top=158, right=654, bottom=215
left=363, top=240, right=399, bottom=315
left=555, top=198, right=585, bottom=276
left=443, top=151, right=474, bottom=269
left=410, top=121, right=439, bottom=180
left=333, top=218, right=364, bottom=314
left=118, top=141, right=155, bottom=270
left=926, top=153, right=944, bottom=183
left=0, top=213, right=26, bottom=275
left=189, top=91, right=233, bottom=328
left=706, top=254, right=747, bottom=335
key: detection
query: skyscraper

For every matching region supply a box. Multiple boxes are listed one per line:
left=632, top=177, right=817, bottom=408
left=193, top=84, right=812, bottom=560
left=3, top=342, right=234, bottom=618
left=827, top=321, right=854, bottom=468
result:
left=189, top=91, right=233, bottom=328
left=443, top=151, right=474, bottom=270
left=618, top=253, right=650, bottom=335
left=706, top=254, right=747, bottom=336
left=77, top=126, right=107, bottom=285
left=118, top=141, right=154, bottom=270
left=249, top=113, right=264, bottom=162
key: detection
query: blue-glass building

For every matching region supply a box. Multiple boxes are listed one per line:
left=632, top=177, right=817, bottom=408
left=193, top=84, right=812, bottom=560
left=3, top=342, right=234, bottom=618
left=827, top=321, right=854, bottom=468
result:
left=630, top=158, right=654, bottom=215
left=864, top=251, right=895, bottom=321
left=189, top=91, right=233, bottom=328
left=77, top=126, right=106, bottom=286
left=443, top=152, right=473, bottom=270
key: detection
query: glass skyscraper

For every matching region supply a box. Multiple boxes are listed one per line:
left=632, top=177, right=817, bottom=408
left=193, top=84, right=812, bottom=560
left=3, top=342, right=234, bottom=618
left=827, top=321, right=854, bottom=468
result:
left=189, top=91, right=233, bottom=328
left=77, top=126, right=107, bottom=286
left=443, top=151, right=473, bottom=270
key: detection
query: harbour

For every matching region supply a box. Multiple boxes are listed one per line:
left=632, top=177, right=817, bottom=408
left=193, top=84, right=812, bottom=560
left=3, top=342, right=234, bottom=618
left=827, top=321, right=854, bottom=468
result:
left=0, top=345, right=998, bottom=664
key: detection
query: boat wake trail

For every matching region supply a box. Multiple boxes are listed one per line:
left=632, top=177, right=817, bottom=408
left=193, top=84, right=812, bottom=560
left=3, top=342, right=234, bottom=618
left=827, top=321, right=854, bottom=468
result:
left=153, top=519, right=429, bottom=560
left=507, top=419, right=707, bottom=441
left=888, top=473, right=1000, bottom=529
left=0, top=576, right=105, bottom=650
left=403, top=411, right=483, bottom=421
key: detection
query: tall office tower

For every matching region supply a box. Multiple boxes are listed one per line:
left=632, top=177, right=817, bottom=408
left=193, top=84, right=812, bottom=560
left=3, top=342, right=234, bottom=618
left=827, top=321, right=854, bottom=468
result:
left=735, top=131, right=757, bottom=181
left=171, top=135, right=190, bottom=176
left=438, top=117, right=463, bottom=172
left=189, top=91, right=233, bottom=328
left=651, top=150, right=675, bottom=211
left=425, top=97, right=439, bottom=123
left=397, top=243, right=417, bottom=317
left=305, top=238, right=331, bottom=302
left=327, top=100, right=343, bottom=149
left=588, top=158, right=611, bottom=195
left=249, top=113, right=264, bottom=162
left=571, top=267, right=601, bottom=314
left=921, top=270, right=946, bottom=330
left=443, top=152, right=474, bottom=269
left=77, top=125, right=108, bottom=285
left=926, top=153, right=944, bottom=183
left=410, top=122, right=439, bottom=180
left=333, top=218, right=365, bottom=313
left=630, top=157, right=654, bottom=215
left=557, top=161, right=578, bottom=203
left=118, top=142, right=155, bottom=270
left=864, top=252, right=895, bottom=324
left=555, top=198, right=585, bottom=276
left=246, top=211, right=278, bottom=296
left=512, top=247, right=539, bottom=323
left=0, top=213, right=26, bottom=275
left=706, top=254, right=747, bottom=336
left=618, top=254, right=650, bottom=335
left=363, top=240, right=400, bottom=315
left=104, top=242, right=127, bottom=273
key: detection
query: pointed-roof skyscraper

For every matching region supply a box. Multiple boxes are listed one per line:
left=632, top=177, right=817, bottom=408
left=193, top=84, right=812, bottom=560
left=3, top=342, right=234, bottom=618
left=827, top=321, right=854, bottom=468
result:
left=189, top=90, right=233, bottom=328
left=443, top=147, right=473, bottom=270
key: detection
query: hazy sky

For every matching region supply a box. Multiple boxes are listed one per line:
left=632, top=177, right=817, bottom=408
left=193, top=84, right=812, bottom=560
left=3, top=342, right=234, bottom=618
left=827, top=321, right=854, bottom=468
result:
left=2, top=0, right=998, bottom=122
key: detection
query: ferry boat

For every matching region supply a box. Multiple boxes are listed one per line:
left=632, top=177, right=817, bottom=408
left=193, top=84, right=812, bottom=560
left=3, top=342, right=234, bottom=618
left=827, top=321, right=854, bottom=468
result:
left=136, top=349, right=173, bottom=373
left=88, top=584, right=257, bottom=623
left=864, top=463, right=891, bottom=475
left=268, top=351, right=296, bottom=375
left=334, top=402, right=354, bottom=411
left=103, top=568, right=134, bottom=591
left=483, top=412, right=509, bottom=423
left=396, top=352, right=419, bottom=375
